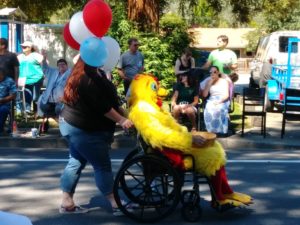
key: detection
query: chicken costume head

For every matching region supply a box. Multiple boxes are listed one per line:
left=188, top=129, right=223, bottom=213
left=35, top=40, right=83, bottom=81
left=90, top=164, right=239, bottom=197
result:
left=127, top=74, right=253, bottom=207
left=128, top=74, right=167, bottom=108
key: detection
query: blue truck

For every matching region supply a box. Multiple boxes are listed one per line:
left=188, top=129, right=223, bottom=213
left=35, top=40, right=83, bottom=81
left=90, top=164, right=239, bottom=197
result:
left=267, top=37, right=300, bottom=110
left=250, top=32, right=300, bottom=111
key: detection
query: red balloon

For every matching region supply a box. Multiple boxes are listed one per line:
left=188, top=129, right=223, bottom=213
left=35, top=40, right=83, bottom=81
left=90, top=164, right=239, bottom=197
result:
left=83, top=0, right=112, bottom=37
left=63, top=22, right=80, bottom=50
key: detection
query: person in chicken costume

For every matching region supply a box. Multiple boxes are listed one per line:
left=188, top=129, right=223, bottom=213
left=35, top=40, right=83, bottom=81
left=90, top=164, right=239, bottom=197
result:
left=127, top=74, right=252, bottom=208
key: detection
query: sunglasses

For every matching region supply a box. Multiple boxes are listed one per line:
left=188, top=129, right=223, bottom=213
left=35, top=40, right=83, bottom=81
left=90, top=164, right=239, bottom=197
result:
left=210, top=70, right=218, bottom=74
left=21, top=46, right=29, bottom=49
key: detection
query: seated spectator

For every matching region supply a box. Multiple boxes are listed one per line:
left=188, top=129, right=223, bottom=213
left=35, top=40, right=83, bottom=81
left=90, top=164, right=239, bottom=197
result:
left=0, top=67, right=17, bottom=135
left=171, top=71, right=199, bottom=132
left=174, top=48, right=195, bottom=82
left=200, top=66, right=230, bottom=135
left=38, top=52, right=71, bottom=119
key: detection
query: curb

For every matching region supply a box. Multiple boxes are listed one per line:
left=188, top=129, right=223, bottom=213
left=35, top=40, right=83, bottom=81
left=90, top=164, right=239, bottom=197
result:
left=0, top=135, right=137, bottom=149
left=1, top=133, right=300, bottom=150
left=218, top=136, right=300, bottom=150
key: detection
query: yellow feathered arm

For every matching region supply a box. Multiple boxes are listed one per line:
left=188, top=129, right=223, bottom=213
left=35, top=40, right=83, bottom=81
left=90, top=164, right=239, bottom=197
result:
left=129, top=101, right=193, bottom=152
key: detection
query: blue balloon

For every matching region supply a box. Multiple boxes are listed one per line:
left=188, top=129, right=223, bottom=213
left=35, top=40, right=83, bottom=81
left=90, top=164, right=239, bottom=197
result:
left=80, top=37, right=108, bottom=67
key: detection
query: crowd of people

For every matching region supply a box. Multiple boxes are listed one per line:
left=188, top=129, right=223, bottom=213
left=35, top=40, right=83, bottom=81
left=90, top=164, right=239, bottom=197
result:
left=0, top=34, right=240, bottom=216
left=171, top=35, right=238, bottom=136
left=0, top=37, right=77, bottom=135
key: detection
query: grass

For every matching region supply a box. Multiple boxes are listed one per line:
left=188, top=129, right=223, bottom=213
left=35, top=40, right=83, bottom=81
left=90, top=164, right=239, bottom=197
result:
left=230, top=101, right=250, bottom=130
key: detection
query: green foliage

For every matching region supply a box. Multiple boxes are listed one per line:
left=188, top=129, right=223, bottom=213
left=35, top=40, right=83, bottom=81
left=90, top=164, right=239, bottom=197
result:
left=1, top=0, right=87, bottom=23
left=244, top=28, right=266, bottom=52
left=108, top=12, right=190, bottom=96
left=141, top=13, right=190, bottom=92
left=160, top=13, right=191, bottom=61
left=262, top=0, right=300, bottom=32
left=192, top=0, right=216, bottom=26
left=244, top=0, right=300, bottom=51
left=139, top=36, right=175, bottom=89
left=160, top=13, right=187, bottom=31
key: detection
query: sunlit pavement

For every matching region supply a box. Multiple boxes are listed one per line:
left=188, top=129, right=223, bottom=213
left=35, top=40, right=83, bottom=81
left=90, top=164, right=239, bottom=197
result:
left=0, top=146, right=300, bottom=225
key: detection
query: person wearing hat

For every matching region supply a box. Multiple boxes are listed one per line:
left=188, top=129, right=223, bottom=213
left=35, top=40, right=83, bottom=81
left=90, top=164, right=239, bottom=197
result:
left=17, top=41, right=44, bottom=113
left=58, top=37, right=133, bottom=215
left=171, top=70, right=199, bottom=132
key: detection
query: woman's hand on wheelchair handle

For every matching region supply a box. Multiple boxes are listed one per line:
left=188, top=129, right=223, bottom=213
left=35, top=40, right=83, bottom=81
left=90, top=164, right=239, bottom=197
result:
left=118, top=117, right=134, bottom=130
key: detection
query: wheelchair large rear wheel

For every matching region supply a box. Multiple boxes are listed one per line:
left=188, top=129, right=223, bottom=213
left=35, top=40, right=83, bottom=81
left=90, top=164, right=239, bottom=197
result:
left=113, top=154, right=181, bottom=222
left=122, top=147, right=140, bottom=165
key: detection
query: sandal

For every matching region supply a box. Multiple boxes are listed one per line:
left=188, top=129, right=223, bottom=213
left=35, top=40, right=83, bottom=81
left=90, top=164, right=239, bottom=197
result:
left=59, top=205, right=89, bottom=214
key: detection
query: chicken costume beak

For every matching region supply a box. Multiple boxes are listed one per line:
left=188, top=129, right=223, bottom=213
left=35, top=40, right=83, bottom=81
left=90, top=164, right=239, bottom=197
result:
left=156, top=87, right=168, bottom=107
left=157, top=87, right=168, bottom=98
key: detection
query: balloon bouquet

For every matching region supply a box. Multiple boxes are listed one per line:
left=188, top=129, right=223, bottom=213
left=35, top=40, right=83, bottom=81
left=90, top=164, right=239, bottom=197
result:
left=63, top=0, right=121, bottom=74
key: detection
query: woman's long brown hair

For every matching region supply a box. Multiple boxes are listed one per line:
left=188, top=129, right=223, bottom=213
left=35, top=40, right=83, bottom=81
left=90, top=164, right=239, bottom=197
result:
left=63, top=58, right=85, bottom=105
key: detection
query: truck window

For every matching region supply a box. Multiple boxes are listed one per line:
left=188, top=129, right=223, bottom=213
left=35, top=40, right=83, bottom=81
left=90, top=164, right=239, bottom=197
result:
left=279, top=36, right=298, bottom=53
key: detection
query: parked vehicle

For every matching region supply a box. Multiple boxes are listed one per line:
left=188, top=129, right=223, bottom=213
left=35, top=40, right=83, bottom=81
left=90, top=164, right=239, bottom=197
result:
left=250, top=31, right=300, bottom=110
left=270, top=37, right=300, bottom=104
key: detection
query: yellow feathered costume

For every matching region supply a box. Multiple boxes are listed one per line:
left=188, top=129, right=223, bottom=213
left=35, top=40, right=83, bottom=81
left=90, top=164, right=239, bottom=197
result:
left=127, top=74, right=253, bottom=207
left=128, top=74, right=225, bottom=176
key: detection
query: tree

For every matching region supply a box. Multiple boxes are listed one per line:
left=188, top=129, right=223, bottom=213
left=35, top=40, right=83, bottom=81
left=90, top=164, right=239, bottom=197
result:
left=125, top=0, right=168, bottom=32
left=262, top=0, right=300, bottom=32
left=175, top=0, right=265, bottom=27
left=1, top=0, right=87, bottom=23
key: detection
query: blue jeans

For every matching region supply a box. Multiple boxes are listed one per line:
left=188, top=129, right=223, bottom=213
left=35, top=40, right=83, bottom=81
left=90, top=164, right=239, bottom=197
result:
left=59, top=117, right=114, bottom=196
left=0, top=104, right=9, bottom=133
left=25, top=78, right=43, bottom=112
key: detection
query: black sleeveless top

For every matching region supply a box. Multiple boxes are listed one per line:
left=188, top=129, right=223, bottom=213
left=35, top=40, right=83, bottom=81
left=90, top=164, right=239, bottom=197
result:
left=179, top=58, right=192, bottom=71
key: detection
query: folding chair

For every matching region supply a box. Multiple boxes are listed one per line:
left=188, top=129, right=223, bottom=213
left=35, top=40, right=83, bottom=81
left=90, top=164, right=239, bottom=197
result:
left=17, top=77, right=28, bottom=122
left=228, top=97, right=236, bottom=135
left=242, top=87, right=266, bottom=137
left=281, top=88, right=300, bottom=138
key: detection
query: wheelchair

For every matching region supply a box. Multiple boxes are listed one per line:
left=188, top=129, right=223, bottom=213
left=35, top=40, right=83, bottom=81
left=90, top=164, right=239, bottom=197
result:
left=113, top=135, right=222, bottom=223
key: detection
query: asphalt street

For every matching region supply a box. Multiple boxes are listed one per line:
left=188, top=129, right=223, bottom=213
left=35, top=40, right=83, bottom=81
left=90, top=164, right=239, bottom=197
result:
left=1, top=145, right=300, bottom=225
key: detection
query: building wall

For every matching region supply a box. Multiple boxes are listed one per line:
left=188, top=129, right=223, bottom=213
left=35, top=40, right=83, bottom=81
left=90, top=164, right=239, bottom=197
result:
left=23, top=24, right=77, bottom=67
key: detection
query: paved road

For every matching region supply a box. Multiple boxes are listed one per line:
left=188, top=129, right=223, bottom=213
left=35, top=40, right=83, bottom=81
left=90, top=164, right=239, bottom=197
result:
left=1, top=146, right=300, bottom=225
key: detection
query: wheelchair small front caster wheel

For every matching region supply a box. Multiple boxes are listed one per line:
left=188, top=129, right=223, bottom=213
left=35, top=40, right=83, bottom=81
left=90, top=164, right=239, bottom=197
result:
left=181, top=190, right=200, bottom=204
left=181, top=202, right=202, bottom=222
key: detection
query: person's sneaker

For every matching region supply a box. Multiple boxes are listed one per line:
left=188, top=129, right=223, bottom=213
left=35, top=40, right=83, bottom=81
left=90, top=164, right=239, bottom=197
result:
left=59, top=205, right=89, bottom=214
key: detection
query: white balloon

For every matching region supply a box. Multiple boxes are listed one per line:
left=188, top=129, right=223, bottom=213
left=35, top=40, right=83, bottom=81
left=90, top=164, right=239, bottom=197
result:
left=102, top=36, right=121, bottom=71
left=69, top=11, right=95, bottom=44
